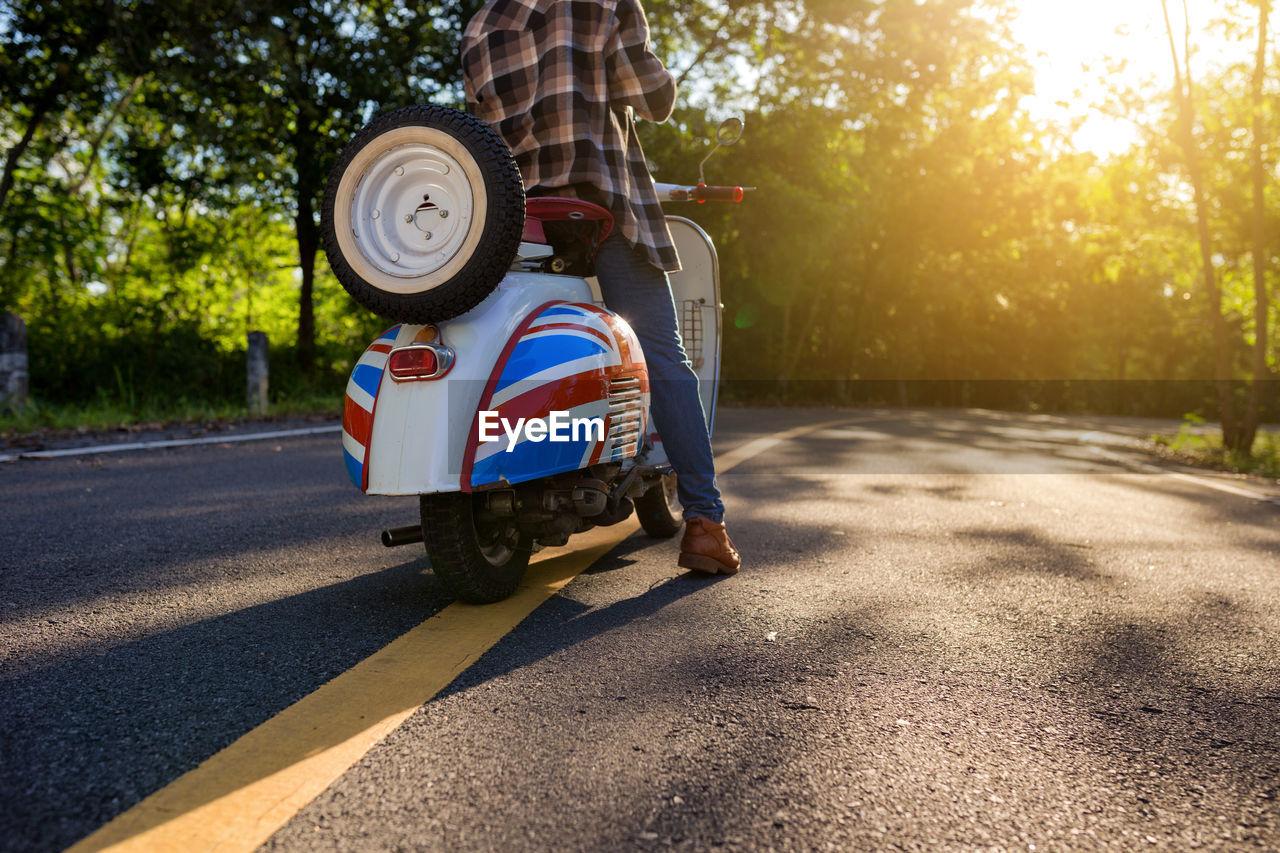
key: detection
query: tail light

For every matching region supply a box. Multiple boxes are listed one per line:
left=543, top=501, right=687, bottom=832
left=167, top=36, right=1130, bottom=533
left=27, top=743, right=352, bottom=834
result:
left=388, top=344, right=453, bottom=381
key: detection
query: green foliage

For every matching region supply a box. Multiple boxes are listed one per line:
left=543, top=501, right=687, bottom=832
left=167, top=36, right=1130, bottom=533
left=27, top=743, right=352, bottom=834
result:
left=1152, top=422, right=1280, bottom=480
left=0, top=0, right=1276, bottom=445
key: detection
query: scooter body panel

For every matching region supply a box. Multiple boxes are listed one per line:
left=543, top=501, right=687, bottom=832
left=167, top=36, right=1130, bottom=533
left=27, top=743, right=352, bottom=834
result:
left=346, top=216, right=722, bottom=497
left=354, top=272, right=597, bottom=495
left=462, top=301, right=649, bottom=490
left=666, top=215, right=722, bottom=436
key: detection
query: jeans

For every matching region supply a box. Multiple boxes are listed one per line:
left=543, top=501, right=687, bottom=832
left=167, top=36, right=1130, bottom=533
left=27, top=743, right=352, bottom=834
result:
left=593, top=232, right=725, bottom=523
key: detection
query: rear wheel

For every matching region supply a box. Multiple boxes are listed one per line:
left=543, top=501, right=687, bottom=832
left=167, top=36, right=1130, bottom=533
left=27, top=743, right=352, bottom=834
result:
left=322, top=104, right=525, bottom=324
left=420, top=492, right=532, bottom=604
left=635, top=472, right=683, bottom=538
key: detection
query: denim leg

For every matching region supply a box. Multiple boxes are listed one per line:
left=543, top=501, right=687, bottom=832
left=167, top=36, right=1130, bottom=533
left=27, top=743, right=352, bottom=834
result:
left=593, top=233, right=724, bottom=522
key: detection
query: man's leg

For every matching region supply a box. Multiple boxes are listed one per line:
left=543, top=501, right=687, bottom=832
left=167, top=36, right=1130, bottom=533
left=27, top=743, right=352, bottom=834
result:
left=593, top=233, right=724, bottom=522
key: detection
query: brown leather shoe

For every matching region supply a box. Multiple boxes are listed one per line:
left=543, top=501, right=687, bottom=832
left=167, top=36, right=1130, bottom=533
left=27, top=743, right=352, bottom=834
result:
left=679, top=517, right=741, bottom=575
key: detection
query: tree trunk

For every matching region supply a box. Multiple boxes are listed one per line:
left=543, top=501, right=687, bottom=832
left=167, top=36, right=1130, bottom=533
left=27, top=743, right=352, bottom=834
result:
left=293, top=125, right=324, bottom=374
left=0, top=99, right=51, bottom=215
left=1241, top=0, right=1272, bottom=454
left=1161, top=0, right=1240, bottom=449
left=295, top=192, right=318, bottom=373
left=780, top=285, right=829, bottom=393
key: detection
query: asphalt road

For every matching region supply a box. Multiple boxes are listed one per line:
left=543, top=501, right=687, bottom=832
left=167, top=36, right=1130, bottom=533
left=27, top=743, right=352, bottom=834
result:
left=2, top=407, right=1278, bottom=852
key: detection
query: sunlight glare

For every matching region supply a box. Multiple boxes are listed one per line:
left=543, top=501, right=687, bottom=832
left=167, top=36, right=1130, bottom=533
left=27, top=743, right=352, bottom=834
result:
left=1010, top=0, right=1231, bottom=156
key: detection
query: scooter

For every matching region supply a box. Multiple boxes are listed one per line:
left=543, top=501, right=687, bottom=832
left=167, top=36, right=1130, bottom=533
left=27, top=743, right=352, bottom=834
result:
left=321, top=105, right=746, bottom=603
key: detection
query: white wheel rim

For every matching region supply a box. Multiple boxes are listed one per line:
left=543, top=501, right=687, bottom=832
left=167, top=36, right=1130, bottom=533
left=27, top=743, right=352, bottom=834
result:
left=333, top=125, right=489, bottom=295
left=476, top=516, right=519, bottom=566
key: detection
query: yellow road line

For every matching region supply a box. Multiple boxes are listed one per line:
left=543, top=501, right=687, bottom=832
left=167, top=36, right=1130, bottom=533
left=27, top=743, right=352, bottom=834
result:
left=66, top=416, right=866, bottom=852
left=67, top=521, right=638, bottom=853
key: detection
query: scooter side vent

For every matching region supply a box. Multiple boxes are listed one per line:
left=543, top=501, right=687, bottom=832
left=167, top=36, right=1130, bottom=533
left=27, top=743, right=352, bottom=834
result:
left=607, top=377, right=646, bottom=455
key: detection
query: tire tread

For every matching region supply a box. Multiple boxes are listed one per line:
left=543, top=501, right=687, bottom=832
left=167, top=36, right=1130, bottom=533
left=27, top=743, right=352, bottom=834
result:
left=420, top=493, right=531, bottom=604
left=321, top=105, right=525, bottom=324
left=636, top=474, right=683, bottom=539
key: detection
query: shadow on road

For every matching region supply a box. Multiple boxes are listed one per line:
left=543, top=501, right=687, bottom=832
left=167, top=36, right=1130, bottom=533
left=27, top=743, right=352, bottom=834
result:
left=0, top=438, right=411, bottom=617
left=5, top=408, right=1278, bottom=850
left=435, top=571, right=731, bottom=702
left=954, top=526, right=1111, bottom=582
left=0, top=556, right=441, bottom=852
left=934, top=520, right=1280, bottom=845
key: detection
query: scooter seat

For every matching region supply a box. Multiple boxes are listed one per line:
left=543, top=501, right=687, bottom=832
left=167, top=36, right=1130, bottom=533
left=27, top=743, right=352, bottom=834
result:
left=522, top=197, right=614, bottom=245
left=521, top=197, right=615, bottom=277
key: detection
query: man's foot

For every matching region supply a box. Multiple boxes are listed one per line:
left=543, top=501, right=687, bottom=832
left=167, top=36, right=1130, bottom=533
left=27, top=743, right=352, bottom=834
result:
left=678, top=517, right=741, bottom=575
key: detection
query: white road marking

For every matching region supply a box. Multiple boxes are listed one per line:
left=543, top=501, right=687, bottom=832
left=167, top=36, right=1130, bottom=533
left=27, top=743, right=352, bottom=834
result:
left=1086, top=443, right=1280, bottom=507
left=0, top=425, right=342, bottom=464
left=714, top=417, right=880, bottom=474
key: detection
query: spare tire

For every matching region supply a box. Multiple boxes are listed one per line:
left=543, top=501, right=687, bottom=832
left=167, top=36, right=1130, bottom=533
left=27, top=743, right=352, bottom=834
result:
left=321, top=105, right=525, bottom=324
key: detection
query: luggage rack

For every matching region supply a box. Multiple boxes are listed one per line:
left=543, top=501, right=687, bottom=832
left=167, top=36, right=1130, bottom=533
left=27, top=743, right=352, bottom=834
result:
left=679, top=298, right=705, bottom=369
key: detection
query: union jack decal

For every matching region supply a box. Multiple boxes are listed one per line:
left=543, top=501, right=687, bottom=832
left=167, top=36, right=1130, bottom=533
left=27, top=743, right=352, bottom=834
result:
left=342, top=325, right=408, bottom=491
left=463, top=302, right=649, bottom=489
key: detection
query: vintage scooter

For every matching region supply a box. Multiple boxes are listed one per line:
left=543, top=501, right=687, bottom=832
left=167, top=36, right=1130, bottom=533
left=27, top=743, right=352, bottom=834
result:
left=321, top=105, right=746, bottom=603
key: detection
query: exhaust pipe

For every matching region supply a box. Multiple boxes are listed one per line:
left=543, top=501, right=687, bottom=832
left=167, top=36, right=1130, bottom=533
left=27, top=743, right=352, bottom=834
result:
left=381, top=525, right=425, bottom=547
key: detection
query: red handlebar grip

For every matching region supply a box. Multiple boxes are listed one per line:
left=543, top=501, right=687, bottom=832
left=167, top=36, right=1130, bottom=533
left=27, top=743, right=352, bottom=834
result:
left=693, top=185, right=745, bottom=203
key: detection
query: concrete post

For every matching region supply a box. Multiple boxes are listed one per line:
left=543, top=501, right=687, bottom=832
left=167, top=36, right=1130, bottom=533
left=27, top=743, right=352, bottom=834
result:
left=247, top=331, right=269, bottom=414
left=0, top=312, right=29, bottom=412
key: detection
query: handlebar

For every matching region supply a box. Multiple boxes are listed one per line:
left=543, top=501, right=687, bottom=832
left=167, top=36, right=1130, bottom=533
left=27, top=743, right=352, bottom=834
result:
left=654, top=182, right=753, bottom=204
left=695, top=185, right=744, bottom=203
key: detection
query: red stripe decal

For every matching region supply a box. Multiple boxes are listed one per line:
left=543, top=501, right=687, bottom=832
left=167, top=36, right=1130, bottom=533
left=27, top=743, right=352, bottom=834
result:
left=343, top=394, right=373, bottom=445
left=491, top=369, right=612, bottom=425
left=460, top=301, right=569, bottom=491
left=361, top=377, right=384, bottom=493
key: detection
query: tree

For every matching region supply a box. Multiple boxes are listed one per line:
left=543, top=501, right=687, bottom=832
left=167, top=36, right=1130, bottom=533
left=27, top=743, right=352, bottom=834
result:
left=146, top=0, right=466, bottom=369
left=1159, top=0, right=1241, bottom=447
left=0, top=0, right=118, bottom=217
left=1240, top=0, right=1272, bottom=452
left=1151, top=0, right=1276, bottom=454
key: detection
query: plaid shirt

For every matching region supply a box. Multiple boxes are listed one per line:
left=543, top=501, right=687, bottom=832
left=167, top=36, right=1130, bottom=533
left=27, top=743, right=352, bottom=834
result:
left=462, top=0, right=680, bottom=272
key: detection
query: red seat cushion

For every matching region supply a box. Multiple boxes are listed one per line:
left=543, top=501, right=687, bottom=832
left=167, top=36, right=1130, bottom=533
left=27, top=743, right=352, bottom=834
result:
left=523, top=197, right=614, bottom=244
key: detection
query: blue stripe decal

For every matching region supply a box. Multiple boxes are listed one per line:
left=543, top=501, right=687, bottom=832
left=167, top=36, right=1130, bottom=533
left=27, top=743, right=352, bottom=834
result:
left=494, top=336, right=609, bottom=395
left=343, top=447, right=363, bottom=488
left=511, top=335, right=608, bottom=361
left=352, top=363, right=384, bottom=398
left=377, top=326, right=400, bottom=342
left=471, top=437, right=593, bottom=487
left=539, top=306, right=589, bottom=319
